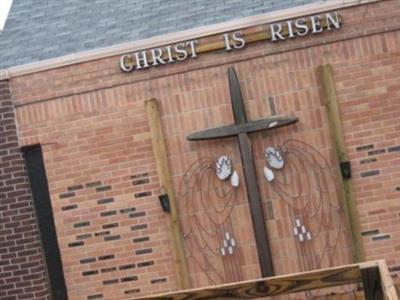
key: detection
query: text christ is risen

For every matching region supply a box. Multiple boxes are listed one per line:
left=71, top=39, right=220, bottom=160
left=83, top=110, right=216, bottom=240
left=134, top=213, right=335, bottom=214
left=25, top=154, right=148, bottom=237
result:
left=120, top=12, right=340, bottom=72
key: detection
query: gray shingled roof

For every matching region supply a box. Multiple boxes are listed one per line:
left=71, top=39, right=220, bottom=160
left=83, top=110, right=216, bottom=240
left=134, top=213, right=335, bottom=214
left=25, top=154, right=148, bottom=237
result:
left=0, top=0, right=324, bottom=69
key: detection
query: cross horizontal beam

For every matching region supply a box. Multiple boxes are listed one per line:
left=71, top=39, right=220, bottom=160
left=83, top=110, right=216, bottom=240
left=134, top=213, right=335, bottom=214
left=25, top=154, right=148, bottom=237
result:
left=187, top=115, right=298, bottom=140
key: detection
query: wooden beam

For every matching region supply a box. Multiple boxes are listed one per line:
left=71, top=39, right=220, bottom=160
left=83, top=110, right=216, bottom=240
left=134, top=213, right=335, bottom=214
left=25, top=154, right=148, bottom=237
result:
left=187, top=115, right=298, bottom=140
left=314, top=292, right=364, bottom=300
left=131, top=261, right=398, bottom=300
left=377, top=260, right=399, bottom=300
left=369, top=260, right=399, bottom=300
left=318, top=64, right=364, bottom=263
left=145, top=98, right=190, bottom=289
left=133, top=264, right=362, bottom=300
left=238, top=132, right=274, bottom=277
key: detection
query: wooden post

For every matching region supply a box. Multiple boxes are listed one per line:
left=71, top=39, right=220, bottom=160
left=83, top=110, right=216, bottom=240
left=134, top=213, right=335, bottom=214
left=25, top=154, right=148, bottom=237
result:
left=377, top=260, right=399, bottom=300
left=145, top=98, right=190, bottom=289
left=360, top=260, right=398, bottom=300
left=318, top=64, right=364, bottom=263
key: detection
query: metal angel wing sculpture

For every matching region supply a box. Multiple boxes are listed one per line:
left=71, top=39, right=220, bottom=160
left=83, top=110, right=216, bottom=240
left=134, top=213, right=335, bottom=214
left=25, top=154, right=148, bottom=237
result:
left=262, top=139, right=351, bottom=273
left=178, top=156, right=243, bottom=285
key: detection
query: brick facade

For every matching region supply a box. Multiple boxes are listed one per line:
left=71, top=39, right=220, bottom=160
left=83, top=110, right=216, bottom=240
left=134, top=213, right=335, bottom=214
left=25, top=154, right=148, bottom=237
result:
left=0, top=80, right=51, bottom=299
left=1, top=0, right=400, bottom=299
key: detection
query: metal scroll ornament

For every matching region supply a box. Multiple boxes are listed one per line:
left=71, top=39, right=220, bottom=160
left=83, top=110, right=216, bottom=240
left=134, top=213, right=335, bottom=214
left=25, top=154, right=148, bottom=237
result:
left=261, top=139, right=349, bottom=277
left=178, top=157, right=243, bottom=285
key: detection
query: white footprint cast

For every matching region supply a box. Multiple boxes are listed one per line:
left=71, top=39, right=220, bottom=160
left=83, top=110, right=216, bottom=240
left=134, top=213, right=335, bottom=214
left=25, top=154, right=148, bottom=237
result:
left=215, top=155, right=239, bottom=187
left=263, top=147, right=285, bottom=182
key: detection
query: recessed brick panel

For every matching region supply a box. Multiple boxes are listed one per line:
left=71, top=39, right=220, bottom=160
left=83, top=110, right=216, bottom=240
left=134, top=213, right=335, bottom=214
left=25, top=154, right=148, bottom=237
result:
left=360, top=170, right=380, bottom=178
left=98, top=254, right=115, bottom=261
left=133, top=236, right=150, bottom=243
left=151, top=278, right=167, bottom=284
left=85, top=181, right=102, bottom=188
left=124, top=289, right=140, bottom=295
left=135, top=191, right=152, bottom=198
left=356, top=144, right=374, bottom=152
left=95, top=185, right=112, bottom=192
left=100, top=210, right=117, bottom=217
left=360, top=158, right=377, bottom=165
left=388, top=145, right=400, bottom=153
left=94, top=230, right=110, bottom=237
left=120, top=207, right=136, bottom=214
left=67, top=185, right=84, bottom=192
left=80, top=257, right=96, bottom=264
left=368, top=149, right=386, bottom=156
left=102, top=279, right=119, bottom=285
left=82, top=270, right=99, bottom=276
left=87, top=294, right=103, bottom=300
left=361, top=229, right=379, bottom=236
left=59, top=192, right=75, bottom=199
left=61, top=204, right=78, bottom=211
left=76, top=233, right=92, bottom=240
left=97, top=197, right=114, bottom=205
left=119, top=263, right=136, bottom=270
left=101, top=267, right=117, bottom=273
left=102, top=222, right=119, bottom=229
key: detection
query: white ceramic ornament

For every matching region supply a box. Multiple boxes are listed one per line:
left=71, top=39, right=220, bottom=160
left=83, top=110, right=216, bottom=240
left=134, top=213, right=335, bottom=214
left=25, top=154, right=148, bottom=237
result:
left=220, top=231, right=236, bottom=257
left=265, top=147, right=284, bottom=170
left=215, top=155, right=232, bottom=180
left=268, top=121, right=278, bottom=128
left=263, top=166, right=274, bottom=182
left=230, top=170, right=239, bottom=187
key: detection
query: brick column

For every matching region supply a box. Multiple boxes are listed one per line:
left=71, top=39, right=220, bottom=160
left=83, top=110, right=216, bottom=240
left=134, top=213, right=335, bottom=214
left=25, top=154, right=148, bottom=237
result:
left=0, top=79, right=51, bottom=300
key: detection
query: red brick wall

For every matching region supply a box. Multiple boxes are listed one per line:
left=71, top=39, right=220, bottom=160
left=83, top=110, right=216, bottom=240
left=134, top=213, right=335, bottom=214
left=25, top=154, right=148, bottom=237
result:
left=6, top=0, right=400, bottom=298
left=0, top=80, right=51, bottom=299
left=335, top=34, right=400, bottom=272
left=15, top=98, right=178, bottom=300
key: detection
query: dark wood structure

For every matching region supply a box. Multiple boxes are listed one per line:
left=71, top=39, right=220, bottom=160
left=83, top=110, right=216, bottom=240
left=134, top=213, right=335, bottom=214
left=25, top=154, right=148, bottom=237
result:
left=132, top=260, right=398, bottom=300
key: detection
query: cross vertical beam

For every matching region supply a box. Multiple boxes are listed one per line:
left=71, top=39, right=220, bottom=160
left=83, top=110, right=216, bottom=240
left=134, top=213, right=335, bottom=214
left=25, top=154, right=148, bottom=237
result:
left=228, top=68, right=274, bottom=277
left=237, top=132, right=275, bottom=277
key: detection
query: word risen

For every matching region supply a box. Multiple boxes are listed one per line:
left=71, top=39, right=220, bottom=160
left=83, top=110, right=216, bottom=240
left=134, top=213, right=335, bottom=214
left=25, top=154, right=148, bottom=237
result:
left=270, top=12, right=340, bottom=41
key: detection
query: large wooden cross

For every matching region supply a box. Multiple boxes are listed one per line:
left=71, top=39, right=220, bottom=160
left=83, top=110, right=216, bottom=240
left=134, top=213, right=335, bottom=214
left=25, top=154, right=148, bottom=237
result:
left=187, top=67, right=298, bottom=277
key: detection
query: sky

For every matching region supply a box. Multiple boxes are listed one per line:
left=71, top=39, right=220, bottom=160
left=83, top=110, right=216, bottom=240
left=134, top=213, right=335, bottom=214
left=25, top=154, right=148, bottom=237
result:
left=0, top=0, right=13, bottom=31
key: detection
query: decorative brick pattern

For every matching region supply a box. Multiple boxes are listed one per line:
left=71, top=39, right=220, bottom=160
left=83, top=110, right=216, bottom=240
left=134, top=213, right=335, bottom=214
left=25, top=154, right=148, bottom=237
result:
left=0, top=80, right=51, bottom=299
left=360, top=170, right=380, bottom=178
